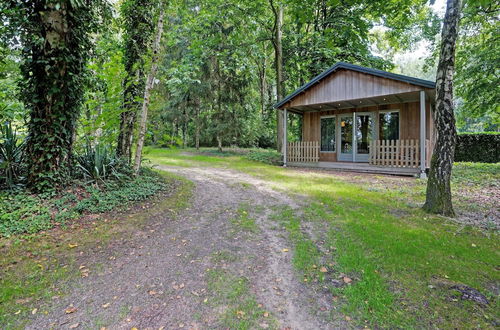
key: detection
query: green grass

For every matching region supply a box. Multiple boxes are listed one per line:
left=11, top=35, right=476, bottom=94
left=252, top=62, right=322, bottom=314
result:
left=149, top=147, right=500, bottom=329
left=230, top=204, right=259, bottom=233
left=206, top=268, right=276, bottom=329
left=452, top=162, right=500, bottom=187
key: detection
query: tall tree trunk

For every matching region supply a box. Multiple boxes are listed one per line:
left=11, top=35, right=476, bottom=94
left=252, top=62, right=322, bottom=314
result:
left=22, top=1, right=86, bottom=191
left=133, top=8, right=165, bottom=175
left=256, top=53, right=268, bottom=118
left=217, top=135, right=222, bottom=153
left=195, top=102, right=200, bottom=150
left=117, top=104, right=137, bottom=162
left=423, top=0, right=461, bottom=217
left=117, top=0, right=155, bottom=162
left=270, top=1, right=284, bottom=152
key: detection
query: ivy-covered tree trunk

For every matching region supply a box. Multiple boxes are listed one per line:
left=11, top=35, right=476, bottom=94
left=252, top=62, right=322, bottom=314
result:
left=423, top=0, right=461, bottom=217
left=17, top=1, right=96, bottom=191
left=117, top=0, right=155, bottom=162
left=133, top=7, right=164, bottom=175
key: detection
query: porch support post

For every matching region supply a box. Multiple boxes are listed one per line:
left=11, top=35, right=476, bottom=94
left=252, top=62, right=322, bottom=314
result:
left=283, top=109, right=287, bottom=167
left=419, top=90, right=427, bottom=178
left=352, top=111, right=356, bottom=162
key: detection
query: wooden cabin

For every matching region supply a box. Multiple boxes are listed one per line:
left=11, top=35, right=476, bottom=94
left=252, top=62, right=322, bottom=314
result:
left=275, top=62, right=435, bottom=177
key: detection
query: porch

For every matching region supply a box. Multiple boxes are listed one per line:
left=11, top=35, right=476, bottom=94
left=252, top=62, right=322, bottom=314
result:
left=286, top=139, right=431, bottom=176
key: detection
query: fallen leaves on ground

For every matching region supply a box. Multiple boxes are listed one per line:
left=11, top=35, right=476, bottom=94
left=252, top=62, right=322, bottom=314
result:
left=65, top=306, right=77, bottom=314
left=343, top=277, right=352, bottom=284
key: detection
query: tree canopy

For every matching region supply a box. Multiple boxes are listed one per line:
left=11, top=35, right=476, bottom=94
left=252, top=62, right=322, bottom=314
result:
left=0, top=0, right=498, bottom=191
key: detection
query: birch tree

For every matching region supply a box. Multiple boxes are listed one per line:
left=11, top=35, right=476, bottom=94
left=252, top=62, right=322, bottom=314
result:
left=133, top=7, right=165, bottom=175
left=117, top=0, right=156, bottom=162
left=423, top=0, right=462, bottom=216
left=269, top=0, right=285, bottom=152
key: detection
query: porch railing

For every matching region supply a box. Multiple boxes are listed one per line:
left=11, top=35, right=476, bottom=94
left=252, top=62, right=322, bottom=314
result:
left=287, top=141, right=319, bottom=163
left=369, top=139, right=430, bottom=168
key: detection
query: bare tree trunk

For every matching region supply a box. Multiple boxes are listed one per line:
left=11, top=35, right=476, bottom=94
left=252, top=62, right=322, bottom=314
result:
left=195, top=103, right=200, bottom=150
left=257, top=53, right=268, bottom=118
left=182, top=117, right=187, bottom=149
left=270, top=0, right=284, bottom=152
left=423, top=0, right=461, bottom=217
left=133, top=8, right=165, bottom=175
left=217, top=135, right=222, bottom=153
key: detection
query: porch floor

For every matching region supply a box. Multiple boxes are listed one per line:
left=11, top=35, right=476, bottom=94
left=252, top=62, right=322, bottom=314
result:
left=287, top=161, right=420, bottom=176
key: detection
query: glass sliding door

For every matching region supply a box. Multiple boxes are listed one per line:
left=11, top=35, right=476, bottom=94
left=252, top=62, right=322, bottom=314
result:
left=355, top=113, right=374, bottom=162
left=338, top=115, right=353, bottom=161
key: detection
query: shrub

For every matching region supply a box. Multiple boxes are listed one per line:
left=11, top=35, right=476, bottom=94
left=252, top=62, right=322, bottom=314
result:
left=74, top=144, right=132, bottom=184
left=0, top=122, right=25, bottom=188
left=73, top=168, right=168, bottom=214
left=245, top=149, right=283, bottom=165
left=455, top=133, right=500, bottom=163
left=157, top=134, right=183, bottom=148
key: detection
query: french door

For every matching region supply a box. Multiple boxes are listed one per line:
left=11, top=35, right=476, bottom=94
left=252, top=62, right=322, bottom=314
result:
left=354, top=112, right=374, bottom=162
left=337, top=112, right=374, bottom=162
left=338, top=114, right=353, bottom=161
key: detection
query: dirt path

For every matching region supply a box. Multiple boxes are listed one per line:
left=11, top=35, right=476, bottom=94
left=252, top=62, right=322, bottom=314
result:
left=26, top=165, right=346, bottom=329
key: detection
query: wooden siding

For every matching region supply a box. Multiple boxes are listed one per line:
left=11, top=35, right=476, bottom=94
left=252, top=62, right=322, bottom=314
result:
left=301, top=101, right=433, bottom=162
left=289, top=69, right=423, bottom=108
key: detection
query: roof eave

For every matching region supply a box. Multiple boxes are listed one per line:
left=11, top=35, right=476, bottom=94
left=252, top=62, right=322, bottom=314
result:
left=274, top=62, right=436, bottom=109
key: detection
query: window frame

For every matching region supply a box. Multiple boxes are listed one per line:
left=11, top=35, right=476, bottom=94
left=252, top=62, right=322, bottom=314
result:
left=320, top=115, right=337, bottom=153
left=378, top=110, right=400, bottom=141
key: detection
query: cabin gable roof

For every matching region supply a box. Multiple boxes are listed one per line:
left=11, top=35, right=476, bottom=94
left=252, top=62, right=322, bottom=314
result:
left=275, top=62, right=436, bottom=109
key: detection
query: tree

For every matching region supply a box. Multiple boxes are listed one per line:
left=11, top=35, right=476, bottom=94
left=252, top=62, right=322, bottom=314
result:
left=269, top=0, right=285, bottom=152
left=4, top=1, right=110, bottom=191
left=423, top=0, right=462, bottom=217
left=117, top=0, right=156, bottom=161
left=134, top=6, right=165, bottom=175
left=454, top=0, right=499, bottom=132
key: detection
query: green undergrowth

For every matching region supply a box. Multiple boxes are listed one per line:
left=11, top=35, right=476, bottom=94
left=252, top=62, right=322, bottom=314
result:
left=149, top=147, right=499, bottom=328
left=0, top=168, right=169, bottom=237
left=0, top=169, right=193, bottom=328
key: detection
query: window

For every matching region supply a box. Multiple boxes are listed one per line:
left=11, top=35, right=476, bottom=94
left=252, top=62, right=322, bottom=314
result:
left=321, top=117, right=336, bottom=152
left=379, top=111, right=399, bottom=140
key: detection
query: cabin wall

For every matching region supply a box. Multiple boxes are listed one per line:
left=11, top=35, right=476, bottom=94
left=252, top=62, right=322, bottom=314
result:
left=301, top=101, right=433, bottom=162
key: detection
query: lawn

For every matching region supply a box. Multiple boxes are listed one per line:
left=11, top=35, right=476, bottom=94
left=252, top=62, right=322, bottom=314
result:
left=146, top=146, right=499, bottom=329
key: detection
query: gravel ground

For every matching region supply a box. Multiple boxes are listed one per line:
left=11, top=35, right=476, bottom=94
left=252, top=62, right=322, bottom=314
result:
left=25, top=165, right=346, bottom=329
